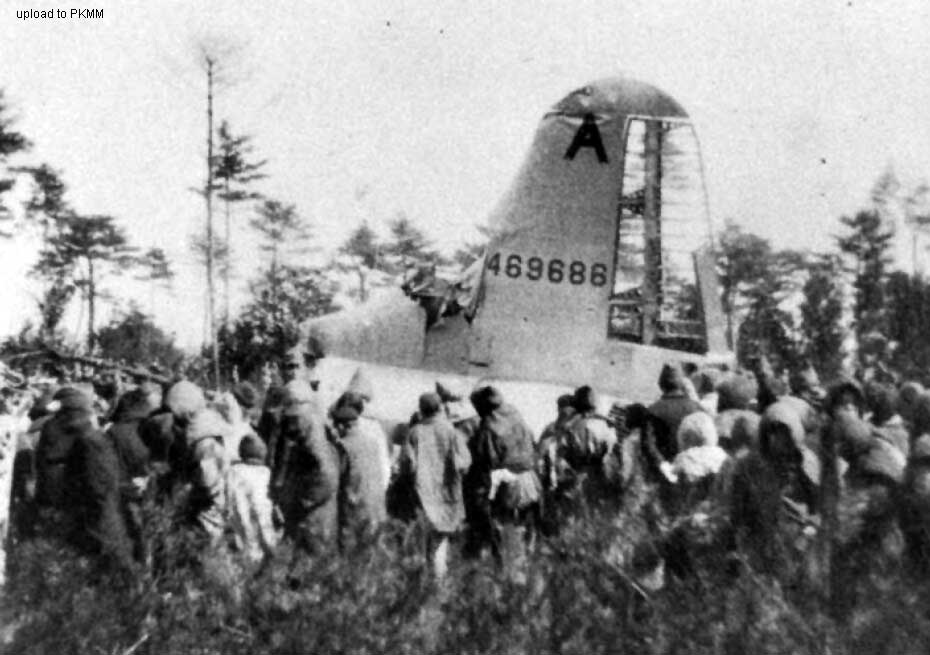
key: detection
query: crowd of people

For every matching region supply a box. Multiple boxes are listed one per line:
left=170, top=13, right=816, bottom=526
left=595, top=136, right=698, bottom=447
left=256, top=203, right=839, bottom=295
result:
left=3, top=341, right=930, bottom=611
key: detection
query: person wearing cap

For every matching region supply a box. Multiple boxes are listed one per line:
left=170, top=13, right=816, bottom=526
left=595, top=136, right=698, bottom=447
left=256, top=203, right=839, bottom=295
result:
left=536, top=394, right=576, bottom=508
left=401, top=392, right=471, bottom=580
left=276, top=379, right=340, bottom=553
left=227, top=435, right=277, bottom=564
left=34, top=386, right=99, bottom=514
left=431, top=379, right=485, bottom=555
left=340, top=373, right=392, bottom=488
left=470, top=386, right=540, bottom=579
left=67, top=405, right=136, bottom=574
left=555, top=386, right=617, bottom=511
left=33, top=386, right=134, bottom=572
left=332, top=398, right=389, bottom=543
left=644, top=364, right=704, bottom=484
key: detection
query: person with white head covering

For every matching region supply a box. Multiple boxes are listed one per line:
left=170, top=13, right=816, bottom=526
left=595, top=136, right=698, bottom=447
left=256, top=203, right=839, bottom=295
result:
left=226, top=435, right=277, bottom=564
left=669, top=412, right=728, bottom=483
left=184, top=407, right=230, bottom=542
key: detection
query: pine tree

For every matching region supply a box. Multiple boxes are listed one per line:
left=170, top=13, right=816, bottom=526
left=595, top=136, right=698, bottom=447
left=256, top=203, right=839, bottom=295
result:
left=212, top=119, right=266, bottom=325
left=339, top=221, right=383, bottom=302
left=383, top=213, right=441, bottom=280
left=250, top=199, right=313, bottom=316
left=716, top=220, right=776, bottom=350
left=836, top=209, right=894, bottom=352
left=0, top=89, right=32, bottom=231
left=799, top=253, right=846, bottom=379
left=33, top=213, right=152, bottom=352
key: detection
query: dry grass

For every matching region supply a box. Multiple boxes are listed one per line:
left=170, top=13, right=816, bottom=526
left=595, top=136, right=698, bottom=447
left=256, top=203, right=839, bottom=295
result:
left=3, top=496, right=930, bottom=655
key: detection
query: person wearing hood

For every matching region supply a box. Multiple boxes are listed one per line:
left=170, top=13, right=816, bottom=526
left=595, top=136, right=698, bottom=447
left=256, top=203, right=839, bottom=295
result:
left=184, top=406, right=231, bottom=542
left=644, top=364, right=704, bottom=482
left=664, top=412, right=729, bottom=510
left=714, top=371, right=759, bottom=454
left=831, top=410, right=906, bottom=616
left=276, top=379, right=341, bottom=553
left=140, top=380, right=206, bottom=499
left=401, top=392, right=472, bottom=579
left=106, top=388, right=156, bottom=560
left=333, top=400, right=389, bottom=541
left=471, top=386, right=541, bottom=577
left=728, top=400, right=820, bottom=577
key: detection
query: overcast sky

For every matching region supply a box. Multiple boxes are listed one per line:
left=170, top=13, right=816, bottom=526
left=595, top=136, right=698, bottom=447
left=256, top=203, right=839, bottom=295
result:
left=2, top=0, right=930, bottom=348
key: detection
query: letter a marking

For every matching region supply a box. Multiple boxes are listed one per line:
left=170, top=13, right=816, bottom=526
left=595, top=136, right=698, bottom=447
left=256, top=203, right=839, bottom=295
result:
left=564, top=113, right=608, bottom=163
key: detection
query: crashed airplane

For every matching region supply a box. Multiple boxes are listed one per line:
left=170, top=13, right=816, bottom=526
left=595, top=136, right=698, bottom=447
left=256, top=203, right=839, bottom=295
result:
left=306, top=76, right=731, bottom=434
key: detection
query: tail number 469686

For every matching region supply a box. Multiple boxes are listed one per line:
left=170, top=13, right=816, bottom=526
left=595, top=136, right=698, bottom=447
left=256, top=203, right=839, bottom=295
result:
left=485, top=252, right=607, bottom=287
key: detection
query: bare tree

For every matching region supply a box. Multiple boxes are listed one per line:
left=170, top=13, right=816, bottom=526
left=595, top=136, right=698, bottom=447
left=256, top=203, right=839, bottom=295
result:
left=193, top=36, right=245, bottom=385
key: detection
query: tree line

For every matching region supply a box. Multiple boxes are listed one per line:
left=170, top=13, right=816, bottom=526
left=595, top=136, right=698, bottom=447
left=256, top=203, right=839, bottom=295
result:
left=0, top=85, right=462, bottom=384
left=719, top=168, right=930, bottom=384
left=5, top=78, right=930, bottom=388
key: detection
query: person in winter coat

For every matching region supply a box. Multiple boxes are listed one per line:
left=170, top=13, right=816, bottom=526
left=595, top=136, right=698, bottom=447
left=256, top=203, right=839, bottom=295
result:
left=333, top=402, right=389, bottom=542
left=900, top=435, right=930, bottom=576
left=536, top=394, right=575, bottom=532
left=184, top=407, right=230, bottom=543
left=333, top=388, right=391, bottom=496
left=430, top=382, right=485, bottom=559
left=831, top=410, right=906, bottom=615
left=563, top=386, right=617, bottom=498
left=141, top=380, right=207, bottom=500
left=276, top=379, right=341, bottom=553
left=471, top=386, right=541, bottom=579
left=662, top=411, right=729, bottom=515
left=402, top=392, right=472, bottom=579
left=106, top=388, right=155, bottom=560
left=714, top=370, right=759, bottom=454
left=644, top=364, right=704, bottom=482
left=226, top=435, right=277, bottom=564
left=68, top=418, right=135, bottom=574
left=727, top=400, right=820, bottom=578
left=35, top=386, right=98, bottom=515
